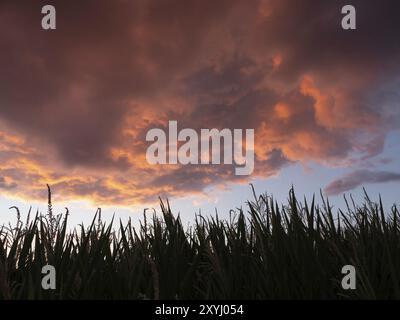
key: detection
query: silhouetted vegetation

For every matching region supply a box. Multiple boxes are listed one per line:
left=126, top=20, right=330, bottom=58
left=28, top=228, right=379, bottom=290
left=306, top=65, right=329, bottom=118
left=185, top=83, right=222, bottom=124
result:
left=0, top=186, right=399, bottom=299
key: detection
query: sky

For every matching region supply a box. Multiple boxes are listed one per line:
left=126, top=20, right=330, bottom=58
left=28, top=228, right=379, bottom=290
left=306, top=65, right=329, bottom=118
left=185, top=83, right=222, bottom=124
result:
left=0, top=0, right=399, bottom=227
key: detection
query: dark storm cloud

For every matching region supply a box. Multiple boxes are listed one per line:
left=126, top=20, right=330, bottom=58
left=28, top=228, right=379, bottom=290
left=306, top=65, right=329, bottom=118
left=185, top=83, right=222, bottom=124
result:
left=0, top=0, right=399, bottom=203
left=0, top=0, right=243, bottom=168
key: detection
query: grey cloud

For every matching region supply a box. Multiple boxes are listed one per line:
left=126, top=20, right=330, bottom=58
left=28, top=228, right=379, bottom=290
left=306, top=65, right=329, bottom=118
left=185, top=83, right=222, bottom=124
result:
left=325, top=170, right=400, bottom=195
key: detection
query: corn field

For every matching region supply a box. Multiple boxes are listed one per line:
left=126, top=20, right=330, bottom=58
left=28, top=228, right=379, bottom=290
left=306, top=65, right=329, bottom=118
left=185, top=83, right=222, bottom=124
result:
left=0, top=187, right=399, bottom=300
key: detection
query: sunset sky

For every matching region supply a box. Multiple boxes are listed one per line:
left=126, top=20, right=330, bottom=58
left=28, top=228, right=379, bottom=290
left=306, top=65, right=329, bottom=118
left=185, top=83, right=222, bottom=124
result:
left=0, top=0, right=399, bottom=226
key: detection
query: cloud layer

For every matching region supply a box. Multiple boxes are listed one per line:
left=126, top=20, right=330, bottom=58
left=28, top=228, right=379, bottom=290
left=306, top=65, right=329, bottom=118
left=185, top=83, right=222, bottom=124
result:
left=0, top=0, right=399, bottom=204
left=325, top=170, right=400, bottom=195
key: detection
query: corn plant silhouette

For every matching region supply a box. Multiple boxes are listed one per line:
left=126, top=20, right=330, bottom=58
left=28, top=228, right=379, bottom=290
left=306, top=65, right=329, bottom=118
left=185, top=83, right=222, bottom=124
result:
left=0, top=185, right=399, bottom=299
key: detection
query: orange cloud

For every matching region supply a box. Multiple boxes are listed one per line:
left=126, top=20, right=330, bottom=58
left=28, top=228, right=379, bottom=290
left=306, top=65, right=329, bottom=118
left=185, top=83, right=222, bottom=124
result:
left=0, top=0, right=399, bottom=205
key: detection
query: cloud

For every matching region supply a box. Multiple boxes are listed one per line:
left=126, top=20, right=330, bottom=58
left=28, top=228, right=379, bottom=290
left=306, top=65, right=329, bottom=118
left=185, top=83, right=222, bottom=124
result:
left=0, top=176, right=17, bottom=190
left=325, top=170, right=400, bottom=195
left=0, top=0, right=399, bottom=204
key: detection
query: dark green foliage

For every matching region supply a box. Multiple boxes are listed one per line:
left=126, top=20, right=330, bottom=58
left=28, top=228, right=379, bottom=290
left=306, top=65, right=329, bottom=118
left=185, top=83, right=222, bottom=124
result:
left=0, top=187, right=399, bottom=300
